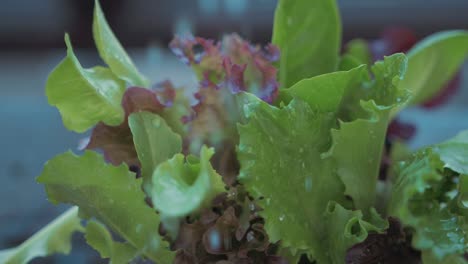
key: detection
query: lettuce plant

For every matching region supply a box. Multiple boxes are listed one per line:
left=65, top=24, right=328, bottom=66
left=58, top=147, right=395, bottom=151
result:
left=2, top=0, right=468, bottom=263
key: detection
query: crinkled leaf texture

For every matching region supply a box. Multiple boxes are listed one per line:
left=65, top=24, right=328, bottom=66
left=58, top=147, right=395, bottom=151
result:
left=46, top=34, right=126, bottom=133
left=388, top=130, right=468, bottom=262
left=151, top=146, right=225, bottom=218
left=237, top=54, right=408, bottom=263
left=272, top=0, right=341, bottom=87
left=327, top=54, right=409, bottom=211
left=129, top=111, right=182, bottom=185
left=0, top=207, right=83, bottom=264
left=93, top=0, right=148, bottom=87
left=85, top=220, right=138, bottom=264
left=392, top=30, right=468, bottom=115
left=37, top=150, right=174, bottom=263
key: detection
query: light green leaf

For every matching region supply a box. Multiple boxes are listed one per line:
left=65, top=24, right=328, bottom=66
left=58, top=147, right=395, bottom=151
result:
left=272, top=0, right=341, bottom=88
left=326, top=54, right=408, bottom=211
left=339, top=54, right=408, bottom=121
left=338, top=39, right=371, bottom=71
left=338, top=54, right=362, bottom=71
left=85, top=220, right=138, bottom=264
left=434, top=130, right=468, bottom=175
left=393, top=30, right=468, bottom=115
left=326, top=107, right=388, bottom=212
left=151, top=146, right=225, bottom=218
left=281, top=65, right=367, bottom=113
left=128, top=112, right=182, bottom=185
left=46, top=34, right=126, bottom=133
left=388, top=133, right=468, bottom=260
left=343, top=39, right=372, bottom=66
left=37, top=151, right=174, bottom=263
left=0, top=207, right=83, bottom=264
left=93, top=0, right=149, bottom=87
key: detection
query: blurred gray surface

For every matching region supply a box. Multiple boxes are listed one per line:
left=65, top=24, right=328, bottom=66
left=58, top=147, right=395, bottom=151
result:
left=0, top=47, right=466, bottom=261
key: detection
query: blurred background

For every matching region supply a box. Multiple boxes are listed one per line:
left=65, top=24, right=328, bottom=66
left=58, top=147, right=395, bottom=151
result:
left=1, top=0, right=468, bottom=263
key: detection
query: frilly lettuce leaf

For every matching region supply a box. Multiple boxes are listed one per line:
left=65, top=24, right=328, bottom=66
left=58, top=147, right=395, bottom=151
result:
left=324, top=202, right=387, bottom=264
left=388, top=130, right=468, bottom=261
left=37, top=150, right=174, bottom=263
left=237, top=54, right=408, bottom=262
left=326, top=54, right=408, bottom=211
left=46, top=34, right=126, bottom=133
left=128, top=111, right=182, bottom=186
left=151, top=146, right=225, bottom=218
left=85, top=220, right=138, bottom=264
left=93, top=0, right=149, bottom=87
left=272, top=0, right=341, bottom=87
left=0, top=207, right=83, bottom=264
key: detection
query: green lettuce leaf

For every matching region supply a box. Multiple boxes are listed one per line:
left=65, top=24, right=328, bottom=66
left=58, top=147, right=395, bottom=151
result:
left=85, top=220, right=138, bottom=264
left=280, top=54, right=407, bottom=211
left=151, top=146, right=225, bottom=218
left=343, top=39, right=372, bottom=66
left=0, top=207, right=83, bottom=264
left=324, top=202, right=387, bottom=264
left=326, top=54, right=408, bottom=211
left=237, top=93, right=386, bottom=263
left=272, top=0, right=341, bottom=87
left=37, top=151, right=174, bottom=263
left=388, top=131, right=468, bottom=261
left=93, top=0, right=149, bottom=87
left=237, top=55, right=407, bottom=262
left=128, top=112, right=182, bottom=185
left=46, top=34, right=126, bottom=133
left=279, top=65, right=367, bottom=113
left=338, top=39, right=371, bottom=71
left=392, top=30, right=468, bottom=115
left=434, top=130, right=468, bottom=175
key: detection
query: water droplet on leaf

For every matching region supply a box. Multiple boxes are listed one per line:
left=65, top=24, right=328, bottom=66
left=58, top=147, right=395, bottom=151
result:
left=279, top=214, right=285, bottom=221
left=305, top=177, right=312, bottom=192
